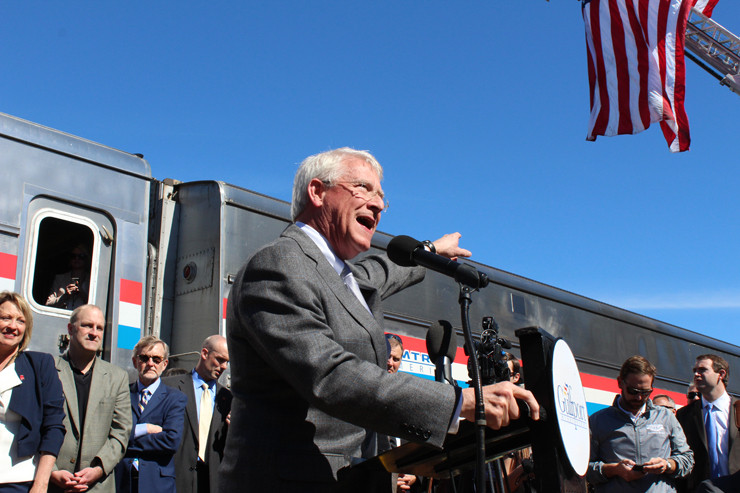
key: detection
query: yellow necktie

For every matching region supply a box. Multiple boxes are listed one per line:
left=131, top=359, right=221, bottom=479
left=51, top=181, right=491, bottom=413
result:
left=199, top=383, right=213, bottom=461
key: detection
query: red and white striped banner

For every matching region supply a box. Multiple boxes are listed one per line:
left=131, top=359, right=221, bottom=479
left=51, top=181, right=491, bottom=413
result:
left=583, top=0, right=693, bottom=152
left=693, top=0, right=719, bottom=17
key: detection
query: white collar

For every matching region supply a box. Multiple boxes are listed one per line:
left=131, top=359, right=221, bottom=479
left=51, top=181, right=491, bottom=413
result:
left=617, top=395, right=646, bottom=418
left=703, top=391, right=730, bottom=411
left=297, top=222, right=345, bottom=277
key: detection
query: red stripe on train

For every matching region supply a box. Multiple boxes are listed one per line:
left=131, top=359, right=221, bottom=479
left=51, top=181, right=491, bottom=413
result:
left=119, top=279, right=143, bottom=305
left=0, top=253, right=17, bottom=280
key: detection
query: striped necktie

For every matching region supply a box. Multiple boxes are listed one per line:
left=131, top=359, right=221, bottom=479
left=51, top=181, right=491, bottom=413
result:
left=139, top=389, right=151, bottom=413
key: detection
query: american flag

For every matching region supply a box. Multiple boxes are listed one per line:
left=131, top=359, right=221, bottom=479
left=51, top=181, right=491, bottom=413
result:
left=693, top=0, right=719, bottom=17
left=583, top=0, right=693, bottom=153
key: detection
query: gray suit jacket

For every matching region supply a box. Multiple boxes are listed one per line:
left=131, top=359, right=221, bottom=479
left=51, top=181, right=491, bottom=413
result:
left=51, top=353, right=132, bottom=493
left=219, top=224, right=458, bottom=493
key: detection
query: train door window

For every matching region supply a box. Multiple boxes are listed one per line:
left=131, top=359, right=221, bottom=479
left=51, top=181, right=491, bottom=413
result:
left=24, top=199, right=114, bottom=318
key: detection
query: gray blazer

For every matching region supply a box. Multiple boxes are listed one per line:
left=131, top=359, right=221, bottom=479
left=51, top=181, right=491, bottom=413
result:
left=51, top=353, right=132, bottom=493
left=219, top=224, right=458, bottom=493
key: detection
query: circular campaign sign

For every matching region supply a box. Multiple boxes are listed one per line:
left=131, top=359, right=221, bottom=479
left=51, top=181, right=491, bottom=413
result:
left=551, top=339, right=590, bottom=476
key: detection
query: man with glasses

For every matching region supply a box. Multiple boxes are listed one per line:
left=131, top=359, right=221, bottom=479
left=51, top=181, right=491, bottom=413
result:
left=687, top=383, right=701, bottom=403
left=676, top=354, right=740, bottom=493
left=51, top=305, right=132, bottom=493
left=587, top=356, right=693, bottom=493
left=115, top=336, right=187, bottom=493
left=653, top=395, right=677, bottom=414
left=221, top=147, right=540, bottom=493
left=162, top=335, right=232, bottom=493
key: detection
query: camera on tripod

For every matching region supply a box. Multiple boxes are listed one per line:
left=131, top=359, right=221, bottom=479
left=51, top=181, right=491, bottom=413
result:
left=466, top=316, right=512, bottom=385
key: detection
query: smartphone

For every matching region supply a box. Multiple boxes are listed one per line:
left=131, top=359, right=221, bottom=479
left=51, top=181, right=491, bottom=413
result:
left=71, top=277, right=80, bottom=286
left=632, top=464, right=644, bottom=472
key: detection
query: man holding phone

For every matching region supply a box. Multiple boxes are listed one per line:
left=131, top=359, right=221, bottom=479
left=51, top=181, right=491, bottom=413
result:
left=587, top=356, right=694, bottom=492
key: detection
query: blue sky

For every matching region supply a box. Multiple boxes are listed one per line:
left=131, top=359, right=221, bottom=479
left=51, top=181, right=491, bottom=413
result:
left=3, top=1, right=739, bottom=346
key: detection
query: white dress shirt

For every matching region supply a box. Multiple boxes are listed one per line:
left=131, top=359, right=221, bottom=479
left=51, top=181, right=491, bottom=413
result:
left=703, top=391, right=731, bottom=476
left=0, top=362, right=36, bottom=483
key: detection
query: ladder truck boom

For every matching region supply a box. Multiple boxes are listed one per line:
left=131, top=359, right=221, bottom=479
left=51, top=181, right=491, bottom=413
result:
left=685, top=8, right=740, bottom=97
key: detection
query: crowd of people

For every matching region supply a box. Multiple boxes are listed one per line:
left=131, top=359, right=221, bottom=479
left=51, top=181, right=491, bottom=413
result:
left=588, top=353, right=740, bottom=493
left=0, top=297, right=231, bottom=493
left=2, top=146, right=739, bottom=493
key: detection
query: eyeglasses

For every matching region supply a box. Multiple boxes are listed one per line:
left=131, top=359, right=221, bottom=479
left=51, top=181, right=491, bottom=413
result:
left=70, top=253, right=88, bottom=260
left=625, top=386, right=653, bottom=396
left=325, top=181, right=390, bottom=212
left=687, top=391, right=700, bottom=400
left=385, top=333, right=403, bottom=344
left=137, top=354, right=164, bottom=364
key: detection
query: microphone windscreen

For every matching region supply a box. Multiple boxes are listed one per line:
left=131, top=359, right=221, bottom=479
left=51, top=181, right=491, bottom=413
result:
left=426, top=320, right=458, bottom=360
left=387, top=235, right=423, bottom=267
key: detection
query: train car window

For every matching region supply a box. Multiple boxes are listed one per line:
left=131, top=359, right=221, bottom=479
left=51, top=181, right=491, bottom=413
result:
left=31, top=217, right=95, bottom=309
left=23, top=199, right=114, bottom=319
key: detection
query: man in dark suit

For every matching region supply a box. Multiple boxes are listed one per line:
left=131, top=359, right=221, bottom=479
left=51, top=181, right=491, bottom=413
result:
left=220, top=148, right=540, bottom=492
left=115, top=336, right=187, bottom=493
left=677, top=354, right=740, bottom=493
left=162, top=335, right=231, bottom=493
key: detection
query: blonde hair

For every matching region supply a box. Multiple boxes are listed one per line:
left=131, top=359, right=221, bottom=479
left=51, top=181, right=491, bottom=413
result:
left=0, top=291, right=34, bottom=352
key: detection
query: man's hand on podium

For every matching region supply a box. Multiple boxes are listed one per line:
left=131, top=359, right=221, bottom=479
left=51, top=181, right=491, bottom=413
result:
left=460, top=381, right=540, bottom=429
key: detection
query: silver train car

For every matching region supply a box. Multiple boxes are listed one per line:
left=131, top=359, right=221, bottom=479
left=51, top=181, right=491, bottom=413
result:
left=1, top=111, right=736, bottom=412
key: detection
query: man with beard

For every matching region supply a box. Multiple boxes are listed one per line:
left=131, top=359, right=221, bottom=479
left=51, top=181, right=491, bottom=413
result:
left=587, top=356, right=693, bottom=493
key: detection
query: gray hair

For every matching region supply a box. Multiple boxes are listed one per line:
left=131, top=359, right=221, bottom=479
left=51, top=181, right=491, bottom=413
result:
left=291, top=147, right=384, bottom=221
left=133, top=335, right=170, bottom=360
left=652, top=394, right=675, bottom=406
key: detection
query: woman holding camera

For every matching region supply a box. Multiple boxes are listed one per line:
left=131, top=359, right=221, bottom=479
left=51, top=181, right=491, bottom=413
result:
left=0, top=291, right=66, bottom=492
left=46, top=243, right=91, bottom=309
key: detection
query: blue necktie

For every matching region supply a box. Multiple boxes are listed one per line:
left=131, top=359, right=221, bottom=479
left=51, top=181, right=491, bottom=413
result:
left=705, top=404, right=721, bottom=479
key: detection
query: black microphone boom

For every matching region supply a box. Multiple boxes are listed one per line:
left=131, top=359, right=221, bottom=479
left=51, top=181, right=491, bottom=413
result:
left=387, top=235, right=489, bottom=289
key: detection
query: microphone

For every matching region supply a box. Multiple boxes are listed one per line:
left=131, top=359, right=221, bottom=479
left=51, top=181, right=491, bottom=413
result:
left=426, top=320, right=458, bottom=386
left=387, top=235, right=489, bottom=289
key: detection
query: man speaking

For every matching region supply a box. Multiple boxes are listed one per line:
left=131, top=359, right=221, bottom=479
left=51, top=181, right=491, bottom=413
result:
left=220, top=148, right=539, bottom=492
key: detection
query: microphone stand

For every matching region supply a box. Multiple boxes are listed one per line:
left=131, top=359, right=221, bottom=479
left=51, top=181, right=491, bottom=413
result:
left=457, top=266, right=487, bottom=493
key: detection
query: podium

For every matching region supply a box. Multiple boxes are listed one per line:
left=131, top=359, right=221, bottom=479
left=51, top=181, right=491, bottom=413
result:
left=355, top=327, right=589, bottom=492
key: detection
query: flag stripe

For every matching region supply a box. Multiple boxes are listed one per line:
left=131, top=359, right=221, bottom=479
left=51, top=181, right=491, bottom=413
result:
left=693, top=0, right=719, bottom=17
left=583, top=0, right=692, bottom=152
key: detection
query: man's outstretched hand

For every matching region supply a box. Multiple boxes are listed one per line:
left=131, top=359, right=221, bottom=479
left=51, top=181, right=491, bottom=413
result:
left=433, top=233, right=472, bottom=262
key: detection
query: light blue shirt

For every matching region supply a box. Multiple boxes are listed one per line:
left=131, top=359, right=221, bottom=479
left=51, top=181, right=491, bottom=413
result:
left=134, top=378, right=162, bottom=438
left=193, top=368, right=216, bottom=422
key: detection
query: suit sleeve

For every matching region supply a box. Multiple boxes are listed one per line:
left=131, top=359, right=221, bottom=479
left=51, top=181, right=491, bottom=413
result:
left=352, top=253, right=425, bottom=300
left=36, top=353, right=67, bottom=456
left=668, top=411, right=694, bottom=478
left=95, top=369, right=133, bottom=476
left=230, top=243, right=457, bottom=448
left=126, top=390, right=188, bottom=455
